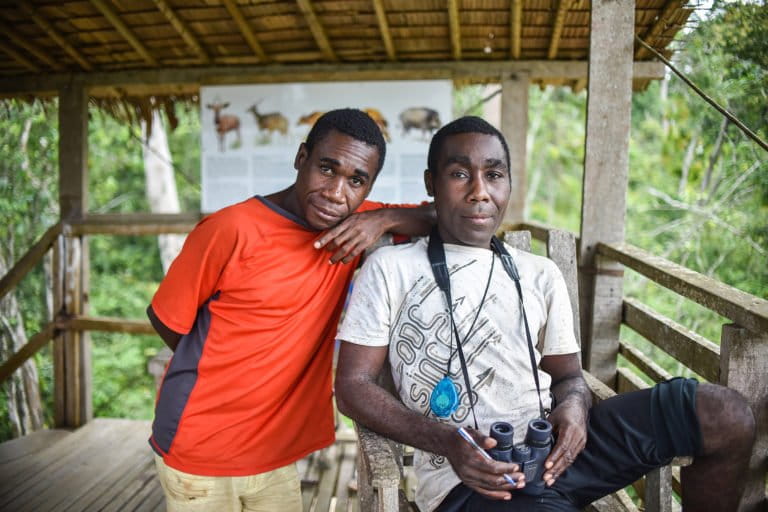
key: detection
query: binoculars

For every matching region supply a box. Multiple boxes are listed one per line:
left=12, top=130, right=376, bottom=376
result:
left=488, top=419, right=553, bottom=496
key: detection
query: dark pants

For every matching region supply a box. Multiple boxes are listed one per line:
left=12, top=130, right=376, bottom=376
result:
left=437, top=378, right=702, bottom=511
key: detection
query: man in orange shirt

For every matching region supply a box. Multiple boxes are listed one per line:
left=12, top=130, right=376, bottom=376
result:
left=147, top=109, right=434, bottom=511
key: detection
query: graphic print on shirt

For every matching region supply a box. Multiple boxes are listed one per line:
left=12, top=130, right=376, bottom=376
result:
left=390, top=258, right=502, bottom=470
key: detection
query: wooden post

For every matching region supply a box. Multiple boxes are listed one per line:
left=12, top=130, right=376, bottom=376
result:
left=501, top=72, right=529, bottom=224
left=720, top=323, right=768, bottom=512
left=645, top=465, right=673, bottom=512
left=55, top=82, right=92, bottom=427
left=577, top=0, right=635, bottom=386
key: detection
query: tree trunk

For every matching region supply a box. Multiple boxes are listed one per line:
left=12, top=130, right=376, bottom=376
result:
left=141, top=110, right=185, bottom=273
left=0, top=252, right=44, bottom=437
left=700, top=117, right=728, bottom=197
left=678, top=131, right=698, bottom=196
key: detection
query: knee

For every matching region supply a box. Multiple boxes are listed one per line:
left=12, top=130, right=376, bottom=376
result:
left=696, top=383, right=756, bottom=456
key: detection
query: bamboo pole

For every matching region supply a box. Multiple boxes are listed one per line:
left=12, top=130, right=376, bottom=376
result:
left=635, top=36, right=768, bottom=152
left=0, top=221, right=62, bottom=302
left=0, top=322, right=59, bottom=384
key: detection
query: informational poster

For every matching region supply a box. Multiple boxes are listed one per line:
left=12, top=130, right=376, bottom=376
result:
left=200, top=80, right=453, bottom=212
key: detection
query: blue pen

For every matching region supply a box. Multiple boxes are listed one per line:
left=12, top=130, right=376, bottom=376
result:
left=457, top=427, right=518, bottom=486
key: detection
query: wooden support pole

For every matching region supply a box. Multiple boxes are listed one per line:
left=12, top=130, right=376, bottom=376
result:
left=372, top=0, right=396, bottom=61
left=578, top=0, right=635, bottom=385
left=500, top=72, right=529, bottom=224
left=645, top=464, right=673, bottom=512
left=720, top=324, right=768, bottom=512
left=56, top=83, right=92, bottom=428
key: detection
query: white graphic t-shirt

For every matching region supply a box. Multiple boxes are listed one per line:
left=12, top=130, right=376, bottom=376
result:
left=337, top=237, right=580, bottom=512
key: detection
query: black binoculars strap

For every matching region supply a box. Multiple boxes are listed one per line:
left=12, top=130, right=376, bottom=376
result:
left=427, top=228, right=547, bottom=425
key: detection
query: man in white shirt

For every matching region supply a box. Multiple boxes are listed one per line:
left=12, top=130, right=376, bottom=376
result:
left=335, top=116, right=755, bottom=511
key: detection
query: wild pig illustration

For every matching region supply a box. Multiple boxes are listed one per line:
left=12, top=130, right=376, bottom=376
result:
left=399, top=107, right=442, bottom=138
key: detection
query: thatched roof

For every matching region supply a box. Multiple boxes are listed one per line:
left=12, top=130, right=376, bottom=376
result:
left=0, top=0, right=694, bottom=99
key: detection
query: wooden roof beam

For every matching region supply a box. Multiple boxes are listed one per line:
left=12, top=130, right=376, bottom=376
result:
left=635, top=0, right=683, bottom=59
left=548, top=0, right=573, bottom=59
left=0, top=40, right=40, bottom=73
left=19, top=1, right=92, bottom=71
left=152, top=0, right=211, bottom=65
left=0, top=19, right=63, bottom=71
left=372, top=0, right=396, bottom=61
left=296, top=0, right=338, bottom=62
left=447, top=0, right=462, bottom=60
left=221, top=0, right=270, bottom=63
left=510, top=0, right=522, bottom=59
left=90, top=0, right=158, bottom=67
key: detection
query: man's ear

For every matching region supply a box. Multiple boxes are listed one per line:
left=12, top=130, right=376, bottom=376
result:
left=294, top=142, right=308, bottom=170
left=424, top=169, right=434, bottom=197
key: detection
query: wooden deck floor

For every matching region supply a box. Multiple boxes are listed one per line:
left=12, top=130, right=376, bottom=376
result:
left=0, top=418, right=360, bottom=512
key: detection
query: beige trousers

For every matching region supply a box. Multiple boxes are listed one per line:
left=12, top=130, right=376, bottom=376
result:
left=154, top=455, right=302, bottom=512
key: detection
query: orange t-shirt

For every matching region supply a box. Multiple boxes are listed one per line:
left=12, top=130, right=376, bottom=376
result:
left=149, top=196, right=391, bottom=476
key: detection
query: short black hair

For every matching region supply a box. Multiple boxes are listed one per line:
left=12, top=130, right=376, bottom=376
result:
left=304, top=108, right=386, bottom=174
left=426, top=116, right=510, bottom=175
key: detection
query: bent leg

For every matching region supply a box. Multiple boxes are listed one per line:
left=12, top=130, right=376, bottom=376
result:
left=681, top=383, right=755, bottom=511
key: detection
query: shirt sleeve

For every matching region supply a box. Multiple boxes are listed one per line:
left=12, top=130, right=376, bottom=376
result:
left=540, top=260, right=581, bottom=356
left=336, top=251, right=392, bottom=347
left=150, top=212, right=239, bottom=334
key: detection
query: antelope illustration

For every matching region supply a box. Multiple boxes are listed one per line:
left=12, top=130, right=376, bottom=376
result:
left=206, top=101, right=241, bottom=152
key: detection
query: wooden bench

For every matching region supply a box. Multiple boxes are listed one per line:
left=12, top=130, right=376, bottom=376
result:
left=353, top=229, right=688, bottom=512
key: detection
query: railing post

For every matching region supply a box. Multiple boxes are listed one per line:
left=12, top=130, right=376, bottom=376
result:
left=720, top=323, right=768, bottom=512
left=578, top=0, right=634, bottom=386
left=56, top=81, right=92, bottom=428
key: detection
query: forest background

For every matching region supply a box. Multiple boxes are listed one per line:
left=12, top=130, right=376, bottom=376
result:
left=0, top=0, right=765, bottom=441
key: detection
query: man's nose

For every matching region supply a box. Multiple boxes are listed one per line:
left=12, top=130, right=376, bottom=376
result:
left=322, top=177, right=345, bottom=203
left=467, top=175, right=490, bottom=202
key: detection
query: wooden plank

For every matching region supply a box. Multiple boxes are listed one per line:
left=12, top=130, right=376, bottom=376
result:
left=0, top=61, right=666, bottom=97
left=372, top=0, right=396, bottom=60
left=29, top=421, right=149, bottom=512
left=296, top=0, right=339, bottom=62
left=618, top=339, right=673, bottom=383
left=617, top=366, right=646, bottom=394
left=71, top=212, right=201, bottom=236
left=510, top=0, right=522, bottom=59
left=0, top=419, right=124, bottom=507
left=548, top=0, right=574, bottom=59
left=645, top=464, right=674, bottom=512
left=90, top=0, right=159, bottom=67
left=447, top=0, right=461, bottom=60
left=0, top=323, right=58, bottom=385
left=53, top=235, right=66, bottom=427
left=19, top=1, right=92, bottom=71
left=315, top=443, right=339, bottom=512
left=103, top=457, right=161, bottom=512
left=582, top=369, right=615, bottom=402
left=503, top=230, right=531, bottom=252
left=623, top=298, right=720, bottom=381
left=547, top=230, right=581, bottom=346
left=69, top=315, right=154, bottom=335
left=0, top=40, right=40, bottom=72
left=335, top=442, right=357, bottom=512
left=578, top=0, right=635, bottom=385
left=73, top=447, right=156, bottom=511
left=0, top=428, right=72, bottom=466
left=302, top=451, right=321, bottom=511
left=500, top=73, right=529, bottom=224
left=719, top=324, right=768, bottom=511
left=0, top=221, right=62, bottom=303
left=515, top=220, right=553, bottom=243
left=151, top=0, right=211, bottom=64
left=599, top=242, right=768, bottom=335
left=0, top=19, right=63, bottom=71
left=635, top=0, right=684, bottom=59
left=221, top=0, right=270, bottom=63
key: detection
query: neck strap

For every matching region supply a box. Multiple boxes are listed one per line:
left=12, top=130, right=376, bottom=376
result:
left=427, top=228, right=546, bottom=420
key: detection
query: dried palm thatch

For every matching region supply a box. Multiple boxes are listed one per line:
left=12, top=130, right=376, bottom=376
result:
left=0, top=0, right=697, bottom=126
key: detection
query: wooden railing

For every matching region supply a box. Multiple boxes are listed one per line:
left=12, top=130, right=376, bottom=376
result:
left=515, top=221, right=768, bottom=511
left=2, top=216, right=766, bottom=509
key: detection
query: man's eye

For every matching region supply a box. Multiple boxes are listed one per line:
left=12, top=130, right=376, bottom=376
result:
left=450, top=170, right=468, bottom=179
left=488, top=171, right=504, bottom=180
left=350, top=176, right=365, bottom=187
left=319, top=166, right=333, bottom=175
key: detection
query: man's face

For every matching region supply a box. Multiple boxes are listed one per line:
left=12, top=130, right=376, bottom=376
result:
left=425, top=132, right=510, bottom=248
left=292, top=130, right=380, bottom=230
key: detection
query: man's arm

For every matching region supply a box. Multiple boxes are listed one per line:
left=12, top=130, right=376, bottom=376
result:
left=147, top=305, right=183, bottom=352
left=335, top=341, right=525, bottom=500
left=315, top=203, right=435, bottom=264
left=539, top=353, right=591, bottom=487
